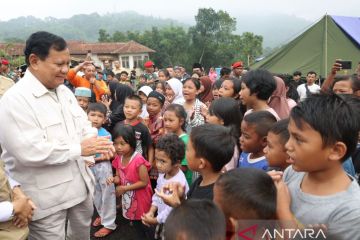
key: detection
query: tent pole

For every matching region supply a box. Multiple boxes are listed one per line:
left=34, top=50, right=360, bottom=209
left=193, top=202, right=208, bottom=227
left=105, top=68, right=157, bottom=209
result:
left=324, top=13, right=328, bottom=79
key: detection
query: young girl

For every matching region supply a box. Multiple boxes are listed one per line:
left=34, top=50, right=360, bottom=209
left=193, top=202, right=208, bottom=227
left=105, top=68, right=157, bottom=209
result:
left=158, top=69, right=170, bottom=82
left=155, top=81, right=166, bottom=95
left=103, top=83, right=134, bottom=132
left=138, top=74, right=147, bottom=89
left=141, top=134, right=189, bottom=239
left=165, top=78, right=185, bottom=105
left=212, top=80, right=222, bottom=100
left=146, top=91, right=165, bottom=144
left=182, top=78, right=206, bottom=133
left=163, top=104, right=193, bottom=185
left=145, top=91, right=165, bottom=188
left=138, top=85, right=153, bottom=119
left=206, top=98, right=243, bottom=171
left=218, top=78, right=241, bottom=99
left=107, top=124, right=153, bottom=239
left=218, top=77, right=247, bottom=115
left=208, top=67, right=217, bottom=82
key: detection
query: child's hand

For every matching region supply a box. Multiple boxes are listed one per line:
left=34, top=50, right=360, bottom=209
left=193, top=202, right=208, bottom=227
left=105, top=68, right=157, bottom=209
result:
left=155, top=182, right=184, bottom=208
left=267, top=170, right=283, bottom=182
left=141, top=212, right=157, bottom=227
left=274, top=179, right=292, bottom=220
left=113, top=176, right=120, bottom=185
left=101, top=97, right=112, bottom=109
left=275, top=180, right=291, bottom=206
left=200, top=104, right=208, bottom=118
left=106, top=177, right=114, bottom=185
left=107, top=176, right=120, bottom=185
left=85, top=160, right=95, bottom=167
left=166, top=94, right=175, bottom=103
left=115, top=185, right=127, bottom=196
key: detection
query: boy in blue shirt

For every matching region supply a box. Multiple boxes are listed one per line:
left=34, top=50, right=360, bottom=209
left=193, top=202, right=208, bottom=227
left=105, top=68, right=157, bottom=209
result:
left=87, top=103, right=116, bottom=237
left=239, top=111, right=277, bottom=170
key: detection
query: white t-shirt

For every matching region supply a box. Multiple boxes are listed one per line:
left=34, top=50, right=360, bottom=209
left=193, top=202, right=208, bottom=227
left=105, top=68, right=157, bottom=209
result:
left=297, top=83, right=321, bottom=102
left=152, top=170, right=189, bottom=223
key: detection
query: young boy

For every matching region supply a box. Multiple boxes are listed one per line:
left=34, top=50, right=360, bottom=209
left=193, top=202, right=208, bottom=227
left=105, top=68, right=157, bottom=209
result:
left=142, top=134, right=189, bottom=239
left=214, top=168, right=277, bottom=239
left=156, top=124, right=235, bottom=204
left=239, top=69, right=279, bottom=120
left=87, top=103, right=116, bottom=237
left=239, top=111, right=277, bottom=170
left=117, top=95, right=154, bottom=164
left=164, top=199, right=226, bottom=240
left=119, top=70, right=131, bottom=86
left=276, top=93, right=360, bottom=239
left=264, top=119, right=291, bottom=171
left=74, top=87, right=91, bottom=111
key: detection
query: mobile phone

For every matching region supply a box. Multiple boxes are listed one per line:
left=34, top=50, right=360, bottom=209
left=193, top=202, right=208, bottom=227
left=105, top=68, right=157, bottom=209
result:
left=336, top=60, right=352, bottom=70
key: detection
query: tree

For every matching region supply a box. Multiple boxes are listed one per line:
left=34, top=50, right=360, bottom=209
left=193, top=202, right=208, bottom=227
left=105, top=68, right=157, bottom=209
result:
left=237, top=32, right=263, bottom=66
left=96, top=8, right=263, bottom=70
left=98, top=29, right=111, bottom=42
left=111, top=31, right=129, bottom=42
left=189, top=8, right=236, bottom=67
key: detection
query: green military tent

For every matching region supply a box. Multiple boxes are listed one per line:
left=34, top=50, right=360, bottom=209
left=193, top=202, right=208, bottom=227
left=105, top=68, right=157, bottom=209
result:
left=252, top=15, right=360, bottom=77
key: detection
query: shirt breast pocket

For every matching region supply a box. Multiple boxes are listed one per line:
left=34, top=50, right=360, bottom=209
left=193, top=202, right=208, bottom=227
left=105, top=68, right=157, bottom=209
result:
left=38, top=115, right=64, bottom=142
left=70, top=107, right=85, bottom=136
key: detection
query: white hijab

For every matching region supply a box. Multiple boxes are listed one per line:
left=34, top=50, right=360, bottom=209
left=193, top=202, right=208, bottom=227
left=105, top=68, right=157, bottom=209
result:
left=138, top=86, right=153, bottom=97
left=166, top=78, right=185, bottom=105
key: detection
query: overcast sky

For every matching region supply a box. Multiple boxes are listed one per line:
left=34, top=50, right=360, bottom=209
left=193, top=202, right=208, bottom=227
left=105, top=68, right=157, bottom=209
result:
left=1, top=0, right=359, bottom=22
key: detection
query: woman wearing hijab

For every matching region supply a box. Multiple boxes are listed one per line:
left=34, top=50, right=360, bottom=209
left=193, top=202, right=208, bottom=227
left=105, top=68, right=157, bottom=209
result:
left=104, top=83, right=134, bottom=132
left=138, top=85, right=153, bottom=119
left=268, top=76, right=291, bottom=119
left=108, top=81, right=121, bottom=111
left=165, top=78, right=185, bottom=105
left=198, top=76, right=213, bottom=107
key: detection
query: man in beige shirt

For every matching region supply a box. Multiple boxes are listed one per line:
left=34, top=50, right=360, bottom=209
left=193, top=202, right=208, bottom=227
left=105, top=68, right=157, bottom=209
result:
left=0, top=75, right=14, bottom=99
left=0, top=31, right=114, bottom=240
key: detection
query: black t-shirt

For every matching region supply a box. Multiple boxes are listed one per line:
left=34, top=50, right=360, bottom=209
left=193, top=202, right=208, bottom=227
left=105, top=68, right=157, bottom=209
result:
left=187, top=176, right=214, bottom=201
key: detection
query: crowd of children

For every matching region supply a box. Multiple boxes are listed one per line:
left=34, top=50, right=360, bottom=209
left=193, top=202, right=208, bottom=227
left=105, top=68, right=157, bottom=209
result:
left=66, top=59, right=360, bottom=240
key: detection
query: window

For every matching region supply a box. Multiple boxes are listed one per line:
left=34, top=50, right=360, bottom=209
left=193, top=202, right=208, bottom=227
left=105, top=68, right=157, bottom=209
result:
left=133, top=55, right=142, bottom=68
left=121, top=56, right=129, bottom=68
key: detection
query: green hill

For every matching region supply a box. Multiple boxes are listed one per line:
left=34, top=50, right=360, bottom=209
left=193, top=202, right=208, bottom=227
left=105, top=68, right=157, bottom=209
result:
left=0, top=11, right=312, bottom=49
left=0, top=11, right=188, bottom=42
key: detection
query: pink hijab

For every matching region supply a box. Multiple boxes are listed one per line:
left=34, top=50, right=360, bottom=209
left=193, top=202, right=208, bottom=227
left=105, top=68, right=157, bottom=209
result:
left=268, top=76, right=290, bottom=119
